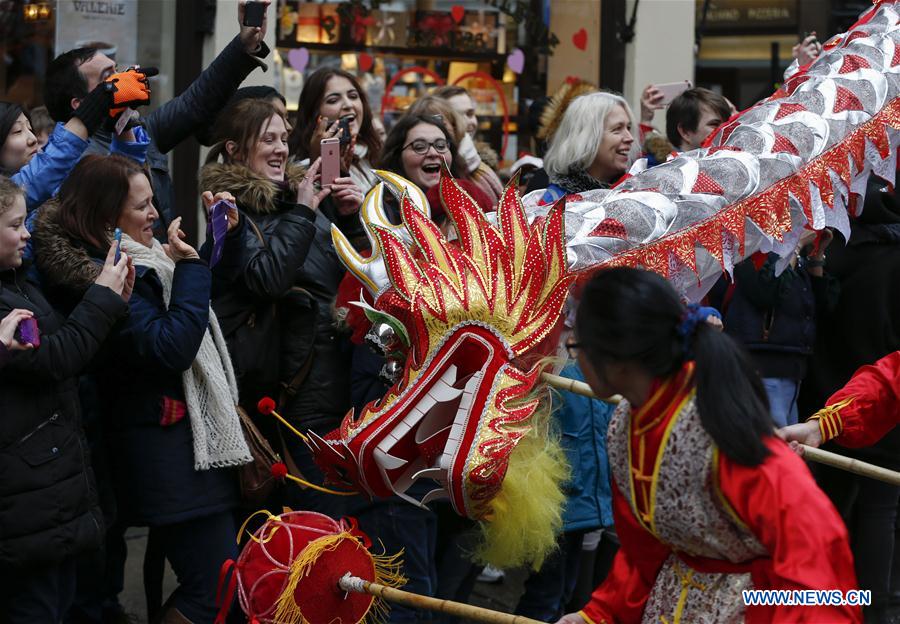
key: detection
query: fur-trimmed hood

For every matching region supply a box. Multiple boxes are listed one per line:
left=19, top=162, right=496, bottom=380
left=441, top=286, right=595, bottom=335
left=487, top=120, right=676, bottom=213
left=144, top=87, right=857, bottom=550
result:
left=199, top=161, right=308, bottom=216
left=32, top=200, right=103, bottom=300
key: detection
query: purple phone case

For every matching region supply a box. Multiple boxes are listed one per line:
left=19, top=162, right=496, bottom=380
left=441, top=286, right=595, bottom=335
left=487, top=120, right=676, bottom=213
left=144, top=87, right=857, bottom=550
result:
left=208, top=200, right=233, bottom=269
left=15, top=317, right=40, bottom=348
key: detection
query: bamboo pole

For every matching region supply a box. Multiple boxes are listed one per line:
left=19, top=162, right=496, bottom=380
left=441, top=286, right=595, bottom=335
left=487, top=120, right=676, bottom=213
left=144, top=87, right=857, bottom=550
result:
left=540, top=372, right=900, bottom=487
left=801, top=445, right=900, bottom=486
left=541, top=372, right=621, bottom=404
left=339, top=575, right=543, bottom=624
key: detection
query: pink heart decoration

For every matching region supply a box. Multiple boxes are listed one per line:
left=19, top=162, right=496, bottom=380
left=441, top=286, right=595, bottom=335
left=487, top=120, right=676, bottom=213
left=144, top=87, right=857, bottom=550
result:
left=507, top=48, right=525, bottom=74
left=288, top=47, right=309, bottom=72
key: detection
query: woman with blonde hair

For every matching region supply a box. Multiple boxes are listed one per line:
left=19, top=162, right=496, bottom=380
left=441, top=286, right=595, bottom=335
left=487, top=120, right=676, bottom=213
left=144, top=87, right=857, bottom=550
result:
left=538, top=91, right=638, bottom=204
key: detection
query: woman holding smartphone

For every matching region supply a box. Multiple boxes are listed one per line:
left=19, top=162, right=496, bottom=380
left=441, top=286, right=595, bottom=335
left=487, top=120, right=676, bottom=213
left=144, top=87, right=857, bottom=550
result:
left=33, top=154, right=254, bottom=623
left=289, top=67, right=382, bottom=195
left=202, top=97, right=363, bottom=520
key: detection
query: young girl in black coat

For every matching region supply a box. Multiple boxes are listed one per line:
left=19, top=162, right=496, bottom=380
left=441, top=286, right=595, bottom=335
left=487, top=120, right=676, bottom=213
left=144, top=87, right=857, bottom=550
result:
left=0, top=175, right=133, bottom=623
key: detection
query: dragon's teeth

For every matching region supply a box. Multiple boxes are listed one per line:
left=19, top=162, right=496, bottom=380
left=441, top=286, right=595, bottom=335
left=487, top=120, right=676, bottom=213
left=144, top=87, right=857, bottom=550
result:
left=374, top=448, right=408, bottom=470
left=421, top=488, right=450, bottom=504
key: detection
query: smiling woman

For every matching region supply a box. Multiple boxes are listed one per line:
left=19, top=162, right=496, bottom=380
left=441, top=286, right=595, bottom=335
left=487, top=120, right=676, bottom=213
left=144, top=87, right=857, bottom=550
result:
left=289, top=67, right=383, bottom=194
left=540, top=91, right=638, bottom=204
left=30, top=153, right=255, bottom=624
left=200, top=95, right=367, bottom=523
left=379, top=113, right=463, bottom=193
left=0, top=101, right=98, bottom=213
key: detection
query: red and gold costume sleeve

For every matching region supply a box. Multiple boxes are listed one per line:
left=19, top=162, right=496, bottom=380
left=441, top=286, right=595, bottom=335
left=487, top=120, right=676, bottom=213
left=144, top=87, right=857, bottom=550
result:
left=808, top=351, right=900, bottom=447
left=719, top=438, right=861, bottom=623
left=578, top=484, right=671, bottom=624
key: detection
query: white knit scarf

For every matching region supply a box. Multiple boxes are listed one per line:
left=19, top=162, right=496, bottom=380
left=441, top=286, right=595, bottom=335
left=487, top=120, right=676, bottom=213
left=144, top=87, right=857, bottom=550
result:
left=121, top=234, right=252, bottom=470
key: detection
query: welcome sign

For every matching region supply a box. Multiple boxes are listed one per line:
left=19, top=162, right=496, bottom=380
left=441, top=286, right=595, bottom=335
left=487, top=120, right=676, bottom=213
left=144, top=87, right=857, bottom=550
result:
left=55, top=0, right=138, bottom=66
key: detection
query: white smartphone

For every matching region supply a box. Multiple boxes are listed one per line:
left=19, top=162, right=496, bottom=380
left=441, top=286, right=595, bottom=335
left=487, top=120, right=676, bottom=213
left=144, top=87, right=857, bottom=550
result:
left=655, top=80, right=693, bottom=105
left=320, top=137, right=341, bottom=188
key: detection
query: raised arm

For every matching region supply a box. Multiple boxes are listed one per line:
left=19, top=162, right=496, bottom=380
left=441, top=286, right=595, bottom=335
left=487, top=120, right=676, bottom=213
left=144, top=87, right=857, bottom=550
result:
left=144, top=2, right=271, bottom=153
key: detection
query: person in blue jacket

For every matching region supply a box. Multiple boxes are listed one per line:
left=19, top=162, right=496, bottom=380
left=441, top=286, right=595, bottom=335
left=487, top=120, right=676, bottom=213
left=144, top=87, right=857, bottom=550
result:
left=0, top=92, right=150, bottom=213
left=514, top=362, right=616, bottom=621
left=35, top=154, right=252, bottom=624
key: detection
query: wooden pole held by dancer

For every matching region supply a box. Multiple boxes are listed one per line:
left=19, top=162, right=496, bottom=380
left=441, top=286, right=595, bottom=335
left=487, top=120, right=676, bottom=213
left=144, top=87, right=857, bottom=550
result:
left=541, top=372, right=620, bottom=403
left=339, top=574, right=544, bottom=624
left=801, top=445, right=900, bottom=486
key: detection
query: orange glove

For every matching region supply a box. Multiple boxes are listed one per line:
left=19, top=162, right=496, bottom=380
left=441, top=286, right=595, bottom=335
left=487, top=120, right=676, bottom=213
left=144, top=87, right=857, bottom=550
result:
left=105, top=67, right=157, bottom=117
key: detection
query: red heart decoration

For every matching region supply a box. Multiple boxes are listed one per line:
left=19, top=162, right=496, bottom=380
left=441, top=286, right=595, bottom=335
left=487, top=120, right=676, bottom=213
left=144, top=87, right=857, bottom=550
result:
left=572, top=28, right=588, bottom=50
left=358, top=52, right=374, bottom=73
left=451, top=5, right=465, bottom=23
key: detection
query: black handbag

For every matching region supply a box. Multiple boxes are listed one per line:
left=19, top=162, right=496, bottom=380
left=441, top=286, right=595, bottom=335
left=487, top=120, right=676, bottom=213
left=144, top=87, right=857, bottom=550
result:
left=236, top=405, right=281, bottom=505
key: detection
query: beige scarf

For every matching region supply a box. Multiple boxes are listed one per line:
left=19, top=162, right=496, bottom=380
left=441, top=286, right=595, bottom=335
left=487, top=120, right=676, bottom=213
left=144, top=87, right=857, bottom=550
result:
left=121, top=233, right=252, bottom=470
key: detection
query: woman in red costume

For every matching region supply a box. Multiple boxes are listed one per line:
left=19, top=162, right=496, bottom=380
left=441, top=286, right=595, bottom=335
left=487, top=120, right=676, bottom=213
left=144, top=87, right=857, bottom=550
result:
left=779, top=350, right=900, bottom=452
left=558, top=267, right=860, bottom=624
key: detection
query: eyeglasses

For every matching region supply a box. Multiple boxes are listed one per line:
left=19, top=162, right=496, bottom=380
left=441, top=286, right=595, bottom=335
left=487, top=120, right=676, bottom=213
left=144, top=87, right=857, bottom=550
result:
left=403, top=138, right=449, bottom=155
left=565, top=341, right=582, bottom=359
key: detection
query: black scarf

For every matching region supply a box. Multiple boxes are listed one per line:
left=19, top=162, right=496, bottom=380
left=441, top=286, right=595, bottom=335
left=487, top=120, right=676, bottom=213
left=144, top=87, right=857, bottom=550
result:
left=549, top=169, right=611, bottom=194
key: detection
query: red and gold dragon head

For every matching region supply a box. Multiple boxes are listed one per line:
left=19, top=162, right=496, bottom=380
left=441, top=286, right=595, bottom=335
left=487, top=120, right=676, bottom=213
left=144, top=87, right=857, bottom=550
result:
left=311, top=170, right=571, bottom=565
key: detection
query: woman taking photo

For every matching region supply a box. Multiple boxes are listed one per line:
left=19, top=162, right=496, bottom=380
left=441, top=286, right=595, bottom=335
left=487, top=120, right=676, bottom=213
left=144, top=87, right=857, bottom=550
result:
left=0, top=175, right=132, bottom=623
left=201, top=96, right=360, bottom=519
left=289, top=67, right=382, bottom=194
left=556, top=267, right=860, bottom=624
left=537, top=91, right=637, bottom=204
left=33, top=155, right=251, bottom=624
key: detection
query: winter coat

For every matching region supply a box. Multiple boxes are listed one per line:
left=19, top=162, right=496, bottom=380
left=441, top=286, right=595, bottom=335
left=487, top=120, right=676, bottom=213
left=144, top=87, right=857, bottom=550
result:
left=83, top=36, right=270, bottom=228
left=718, top=253, right=835, bottom=380
left=0, top=267, right=127, bottom=567
left=799, top=175, right=900, bottom=467
left=556, top=364, right=615, bottom=532
left=200, top=162, right=363, bottom=430
left=32, top=207, right=238, bottom=526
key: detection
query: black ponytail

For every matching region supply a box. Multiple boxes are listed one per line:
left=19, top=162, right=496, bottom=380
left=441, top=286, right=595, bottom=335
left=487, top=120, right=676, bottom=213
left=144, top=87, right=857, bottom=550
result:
left=576, top=267, right=772, bottom=466
left=691, top=321, right=772, bottom=465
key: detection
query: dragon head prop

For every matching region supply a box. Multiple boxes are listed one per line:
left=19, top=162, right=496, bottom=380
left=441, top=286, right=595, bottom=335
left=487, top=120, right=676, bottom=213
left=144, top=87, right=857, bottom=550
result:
left=316, top=170, right=571, bottom=567
left=307, top=0, right=900, bottom=568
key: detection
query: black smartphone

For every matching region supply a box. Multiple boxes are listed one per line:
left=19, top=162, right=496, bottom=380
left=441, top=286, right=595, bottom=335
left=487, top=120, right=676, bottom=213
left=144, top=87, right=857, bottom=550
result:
left=338, top=116, right=352, bottom=146
left=243, top=1, right=265, bottom=27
